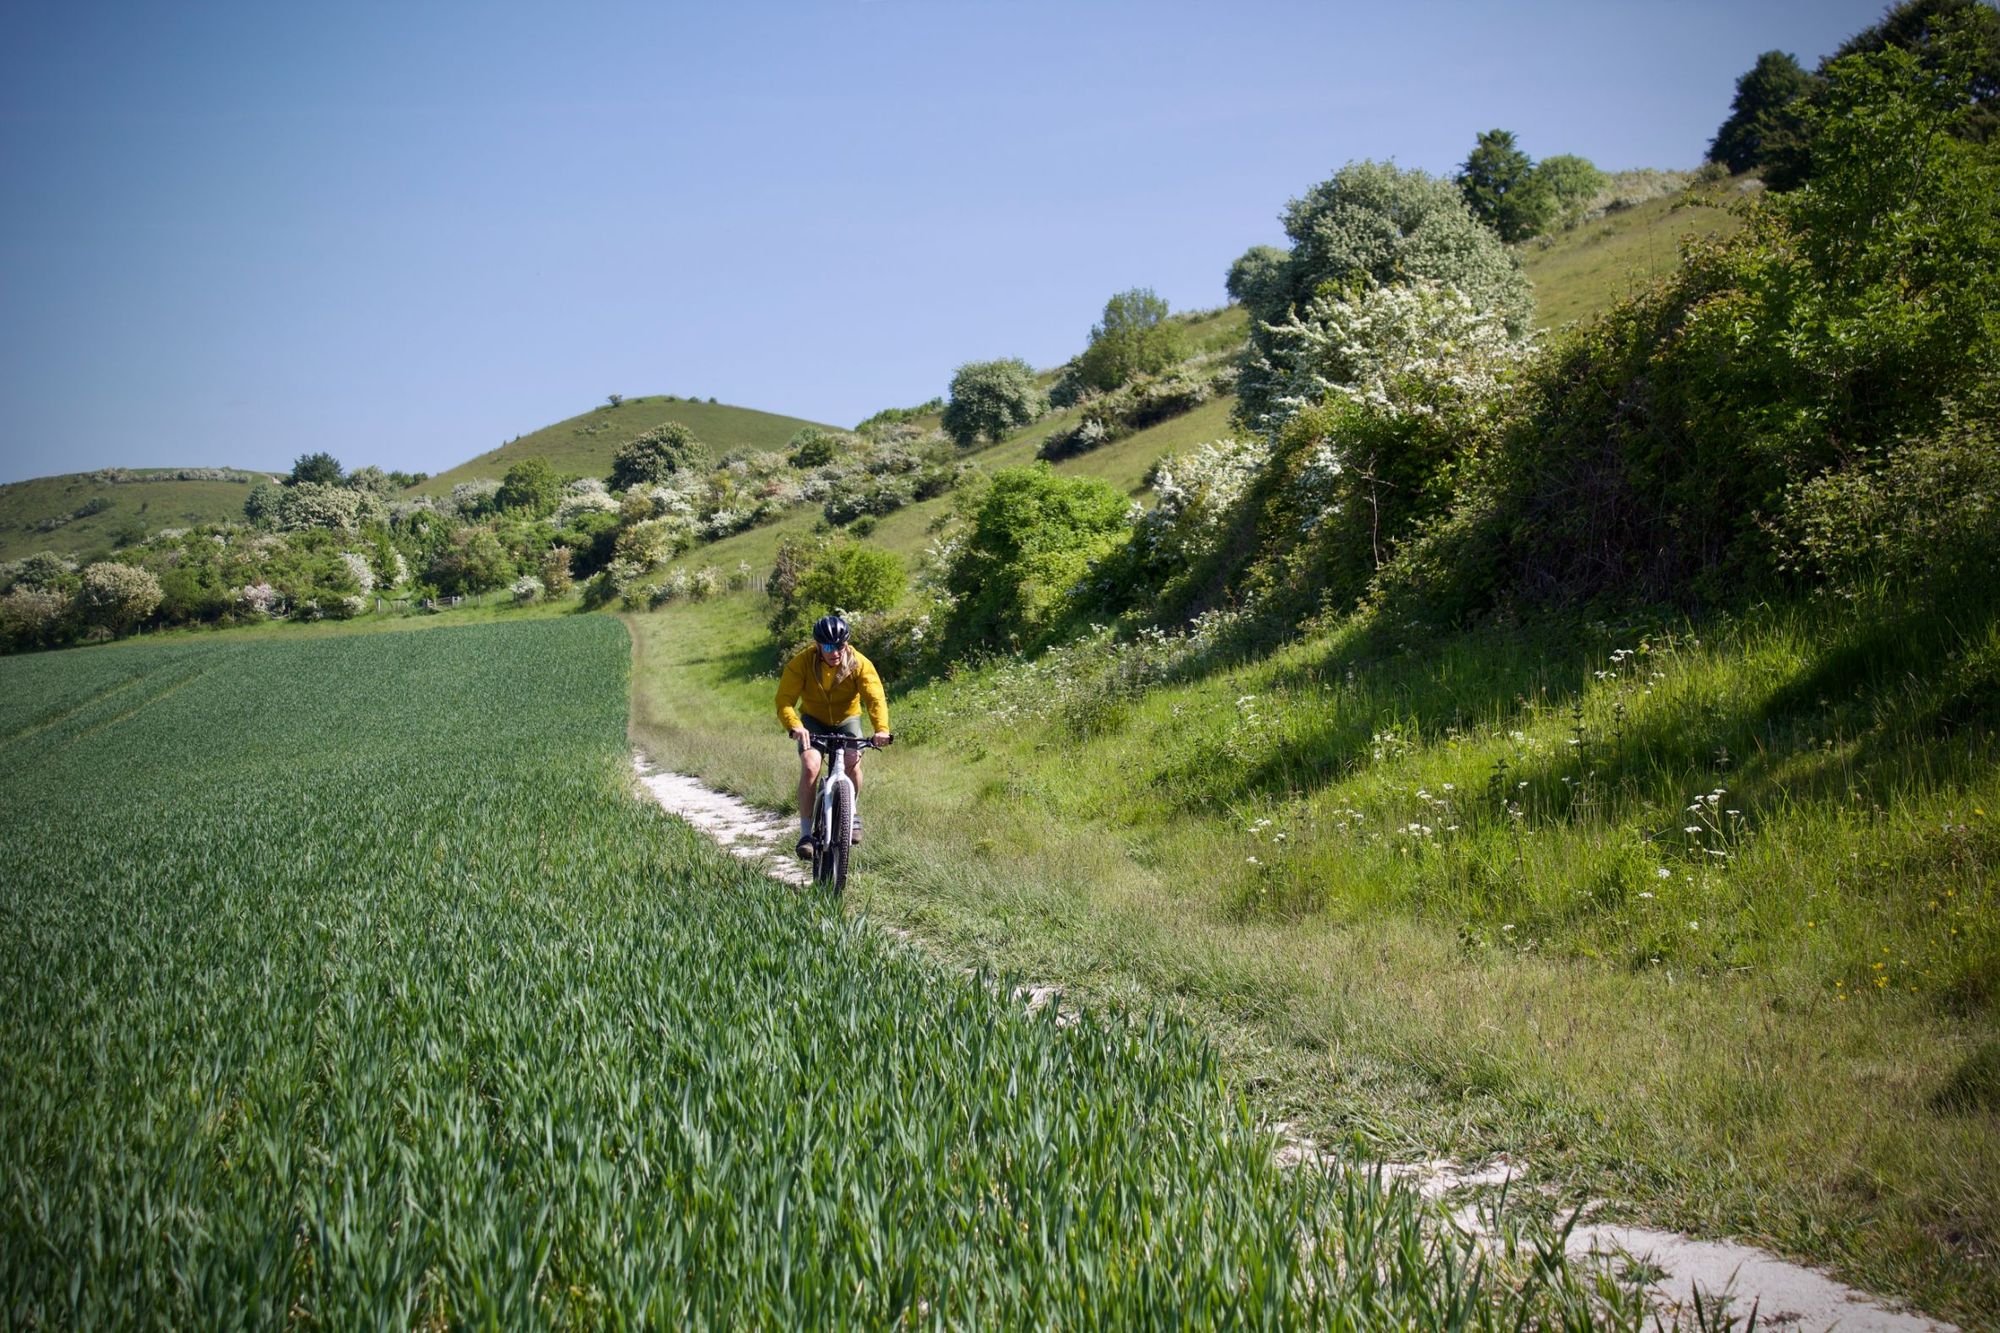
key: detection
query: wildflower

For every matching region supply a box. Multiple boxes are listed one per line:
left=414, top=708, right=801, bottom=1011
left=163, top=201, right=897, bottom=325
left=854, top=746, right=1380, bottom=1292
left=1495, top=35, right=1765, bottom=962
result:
left=1688, top=921, right=1700, bottom=931
left=1638, top=892, right=1655, bottom=900
left=1656, top=867, right=1672, bottom=879
left=1246, top=857, right=1260, bottom=866
left=1685, top=827, right=1702, bottom=835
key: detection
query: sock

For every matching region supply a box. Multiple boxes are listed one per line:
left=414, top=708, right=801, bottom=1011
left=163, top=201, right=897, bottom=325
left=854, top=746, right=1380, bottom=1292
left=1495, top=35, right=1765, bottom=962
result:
left=799, top=815, right=811, bottom=836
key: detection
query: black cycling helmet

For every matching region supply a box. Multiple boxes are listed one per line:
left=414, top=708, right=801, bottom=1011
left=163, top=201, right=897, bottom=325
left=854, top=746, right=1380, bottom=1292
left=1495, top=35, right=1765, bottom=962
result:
left=812, top=613, right=850, bottom=648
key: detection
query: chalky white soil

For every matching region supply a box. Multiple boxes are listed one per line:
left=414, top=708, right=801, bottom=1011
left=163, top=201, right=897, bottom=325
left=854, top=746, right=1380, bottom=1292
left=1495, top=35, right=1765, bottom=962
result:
left=631, top=752, right=1957, bottom=1332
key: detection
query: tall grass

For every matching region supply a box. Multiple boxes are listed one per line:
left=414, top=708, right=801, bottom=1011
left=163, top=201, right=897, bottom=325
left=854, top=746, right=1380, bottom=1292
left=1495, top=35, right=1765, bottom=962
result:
left=627, top=585, right=2000, bottom=1326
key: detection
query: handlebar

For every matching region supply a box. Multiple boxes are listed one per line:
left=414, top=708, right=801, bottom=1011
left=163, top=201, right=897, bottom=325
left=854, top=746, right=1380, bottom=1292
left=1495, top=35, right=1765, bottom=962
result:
left=796, top=732, right=892, bottom=755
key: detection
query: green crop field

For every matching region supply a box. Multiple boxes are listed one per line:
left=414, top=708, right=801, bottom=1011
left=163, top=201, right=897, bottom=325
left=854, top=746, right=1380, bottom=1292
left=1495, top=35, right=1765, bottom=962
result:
left=0, top=620, right=1630, bottom=1327
left=419, top=397, right=834, bottom=495
left=0, top=470, right=274, bottom=564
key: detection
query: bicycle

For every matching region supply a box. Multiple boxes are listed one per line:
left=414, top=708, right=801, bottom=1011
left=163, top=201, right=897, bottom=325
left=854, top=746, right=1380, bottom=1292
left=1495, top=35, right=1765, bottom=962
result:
left=799, top=731, right=891, bottom=894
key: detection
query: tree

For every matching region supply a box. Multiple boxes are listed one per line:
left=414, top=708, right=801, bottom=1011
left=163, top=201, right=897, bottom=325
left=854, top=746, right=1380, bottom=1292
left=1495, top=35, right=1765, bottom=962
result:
left=78, top=562, right=162, bottom=635
left=1456, top=129, right=1554, bottom=242
left=496, top=457, right=563, bottom=517
left=276, top=482, right=365, bottom=532
left=1236, top=160, right=1532, bottom=429
left=1708, top=50, right=1815, bottom=174
left=610, top=422, right=706, bottom=489
left=941, top=359, right=1047, bottom=446
left=1073, top=288, right=1184, bottom=394
left=288, top=452, right=344, bottom=487
left=11, top=551, right=72, bottom=591
left=427, top=528, right=514, bottom=596
left=1832, top=0, right=2000, bottom=143
left=1531, top=154, right=1608, bottom=229
left=1225, top=246, right=1289, bottom=310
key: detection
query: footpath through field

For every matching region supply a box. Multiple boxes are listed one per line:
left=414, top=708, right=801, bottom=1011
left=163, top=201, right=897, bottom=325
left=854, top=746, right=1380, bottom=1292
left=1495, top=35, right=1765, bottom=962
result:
left=629, top=753, right=1957, bottom=1333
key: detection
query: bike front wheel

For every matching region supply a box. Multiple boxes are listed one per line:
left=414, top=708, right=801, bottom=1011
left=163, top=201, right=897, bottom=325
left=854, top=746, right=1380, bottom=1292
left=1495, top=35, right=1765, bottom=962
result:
left=826, top=782, right=852, bottom=895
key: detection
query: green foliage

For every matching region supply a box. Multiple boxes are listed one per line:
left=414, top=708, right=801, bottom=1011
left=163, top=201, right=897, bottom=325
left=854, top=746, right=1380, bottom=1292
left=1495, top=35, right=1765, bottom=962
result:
left=1225, top=245, right=1288, bottom=309
left=1456, top=129, right=1554, bottom=242
left=786, top=427, right=842, bottom=469
left=1832, top=0, right=2000, bottom=143
left=539, top=546, right=574, bottom=598
left=941, top=359, right=1047, bottom=447
left=77, top=561, right=162, bottom=634
left=341, top=465, right=395, bottom=496
left=10, top=550, right=71, bottom=591
left=425, top=527, right=515, bottom=596
left=1380, top=38, right=2000, bottom=622
left=854, top=398, right=942, bottom=435
left=276, top=482, right=370, bottom=533
left=243, top=481, right=284, bottom=527
left=495, top=456, right=562, bottom=517
left=1038, top=363, right=1235, bottom=462
left=610, top=421, right=707, bottom=489
left=768, top=539, right=906, bottom=642
left=1531, top=154, right=1609, bottom=230
left=941, top=465, right=1129, bottom=653
left=287, top=452, right=343, bottom=487
left=1708, top=49, right=1815, bottom=173
left=1073, top=288, right=1184, bottom=394
left=1237, top=160, right=1532, bottom=430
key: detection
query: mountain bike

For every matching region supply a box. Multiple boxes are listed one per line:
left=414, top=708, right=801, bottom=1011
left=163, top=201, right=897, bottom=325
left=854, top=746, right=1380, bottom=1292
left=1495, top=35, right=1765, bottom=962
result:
left=801, top=732, right=890, bottom=894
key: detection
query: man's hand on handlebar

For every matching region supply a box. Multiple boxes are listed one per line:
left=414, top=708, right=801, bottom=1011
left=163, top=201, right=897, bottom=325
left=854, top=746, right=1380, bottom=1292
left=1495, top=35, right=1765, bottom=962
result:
left=790, top=725, right=810, bottom=751
left=871, top=732, right=893, bottom=747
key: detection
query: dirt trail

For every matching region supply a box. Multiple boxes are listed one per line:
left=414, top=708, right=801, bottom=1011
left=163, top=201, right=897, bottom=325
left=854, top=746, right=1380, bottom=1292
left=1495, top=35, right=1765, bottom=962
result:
left=630, top=751, right=1957, bottom=1333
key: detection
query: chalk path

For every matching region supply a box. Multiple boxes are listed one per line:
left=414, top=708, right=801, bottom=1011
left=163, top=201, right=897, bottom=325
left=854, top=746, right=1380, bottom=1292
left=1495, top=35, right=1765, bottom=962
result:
left=631, top=751, right=1956, bottom=1332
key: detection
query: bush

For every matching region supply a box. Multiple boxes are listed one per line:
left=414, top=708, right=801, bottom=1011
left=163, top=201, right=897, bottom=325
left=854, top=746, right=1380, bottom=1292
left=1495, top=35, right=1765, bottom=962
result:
left=1225, top=245, right=1288, bottom=309
left=1073, top=289, right=1184, bottom=394
left=1532, top=155, right=1609, bottom=231
left=767, top=540, right=906, bottom=642
left=427, top=529, right=514, bottom=597
left=541, top=547, right=575, bottom=598
left=276, top=483, right=367, bottom=533
left=1236, top=160, right=1531, bottom=431
left=288, top=452, right=343, bottom=487
left=1378, top=40, right=2000, bottom=622
left=1, top=586, right=70, bottom=649
left=940, top=465, right=1129, bottom=653
left=787, top=427, right=843, bottom=469
left=511, top=575, right=544, bottom=605
left=496, top=458, right=563, bottom=517
left=78, top=562, right=162, bottom=635
left=941, top=359, right=1047, bottom=447
left=1037, top=364, right=1234, bottom=462
left=611, top=422, right=706, bottom=488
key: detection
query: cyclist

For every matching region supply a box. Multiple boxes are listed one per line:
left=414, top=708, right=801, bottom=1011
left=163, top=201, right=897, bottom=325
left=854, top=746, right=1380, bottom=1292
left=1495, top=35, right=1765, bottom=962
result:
left=775, top=613, right=891, bottom=860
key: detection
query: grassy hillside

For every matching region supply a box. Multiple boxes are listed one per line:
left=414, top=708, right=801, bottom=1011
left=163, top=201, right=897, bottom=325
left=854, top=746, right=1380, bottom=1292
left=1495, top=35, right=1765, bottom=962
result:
left=418, top=396, right=835, bottom=494
left=0, top=469, right=274, bottom=564
left=1518, top=176, right=1750, bottom=330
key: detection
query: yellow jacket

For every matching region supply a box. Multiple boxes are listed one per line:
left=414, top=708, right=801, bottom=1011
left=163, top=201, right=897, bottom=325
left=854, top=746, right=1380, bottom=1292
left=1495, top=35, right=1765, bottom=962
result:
left=776, top=646, right=890, bottom=734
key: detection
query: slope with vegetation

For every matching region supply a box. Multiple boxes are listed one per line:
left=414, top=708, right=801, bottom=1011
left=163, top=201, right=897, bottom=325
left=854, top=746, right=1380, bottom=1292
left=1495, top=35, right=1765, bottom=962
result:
left=418, top=394, right=832, bottom=494
left=617, top=19, right=2000, bottom=1326
left=0, top=467, right=274, bottom=563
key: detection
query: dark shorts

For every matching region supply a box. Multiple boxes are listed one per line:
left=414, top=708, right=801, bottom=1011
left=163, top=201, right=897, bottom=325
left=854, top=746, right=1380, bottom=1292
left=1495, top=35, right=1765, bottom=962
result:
left=802, top=713, right=868, bottom=739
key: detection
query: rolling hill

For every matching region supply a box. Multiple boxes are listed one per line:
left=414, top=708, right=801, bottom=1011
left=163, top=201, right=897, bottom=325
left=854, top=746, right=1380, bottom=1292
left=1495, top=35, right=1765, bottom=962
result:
left=0, top=469, right=275, bottom=564
left=415, top=397, right=837, bottom=495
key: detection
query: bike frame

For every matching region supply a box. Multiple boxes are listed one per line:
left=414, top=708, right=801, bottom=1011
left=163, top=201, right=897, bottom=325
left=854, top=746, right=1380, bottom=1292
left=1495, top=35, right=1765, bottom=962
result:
left=801, top=732, right=888, bottom=889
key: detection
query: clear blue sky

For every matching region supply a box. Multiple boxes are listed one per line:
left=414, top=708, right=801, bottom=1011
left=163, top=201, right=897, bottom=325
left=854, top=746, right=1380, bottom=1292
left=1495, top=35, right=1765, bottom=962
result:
left=0, top=0, right=1888, bottom=484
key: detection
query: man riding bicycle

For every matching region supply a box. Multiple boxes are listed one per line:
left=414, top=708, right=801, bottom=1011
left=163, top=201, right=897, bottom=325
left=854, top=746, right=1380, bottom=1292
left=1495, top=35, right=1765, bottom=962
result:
left=776, top=613, right=891, bottom=860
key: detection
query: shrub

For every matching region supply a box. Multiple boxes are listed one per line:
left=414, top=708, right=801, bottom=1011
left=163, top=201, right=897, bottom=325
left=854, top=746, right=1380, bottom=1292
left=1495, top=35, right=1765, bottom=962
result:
left=942, top=359, right=1047, bottom=447
left=768, top=540, right=906, bottom=642
left=243, top=481, right=286, bottom=528
left=787, top=427, right=843, bottom=469
left=1236, top=160, right=1531, bottom=430
left=1532, top=155, right=1609, bottom=231
left=427, top=529, right=514, bottom=596
left=496, top=457, right=563, bottom=517
left=338, top=551, right=376, bottom=595
left=8, top=551, right=72, bottom=592
left=511, top=575, right=544, bottom=604
left=276, top=483, right=367, bottom=533
left=1377, top=39, right=2000, bottom=621
left=447, top=480, right=502, bottom=520
left=288, top=452, right=343, bottom=487
left=1073, top=288, right=1184, bottom=393
left=78, top=562, right=162, bottom=635
left=688, top=566, right=721, bottom=601
left=1, top=586, right=70, bottom=648
left=940, top=465, right=1129, bottom=653
left=540, top=547, right=575, bottom=598
left=611, top=422, right=706, bottom=488
left=1225, top=245, right=1288, bottom=309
